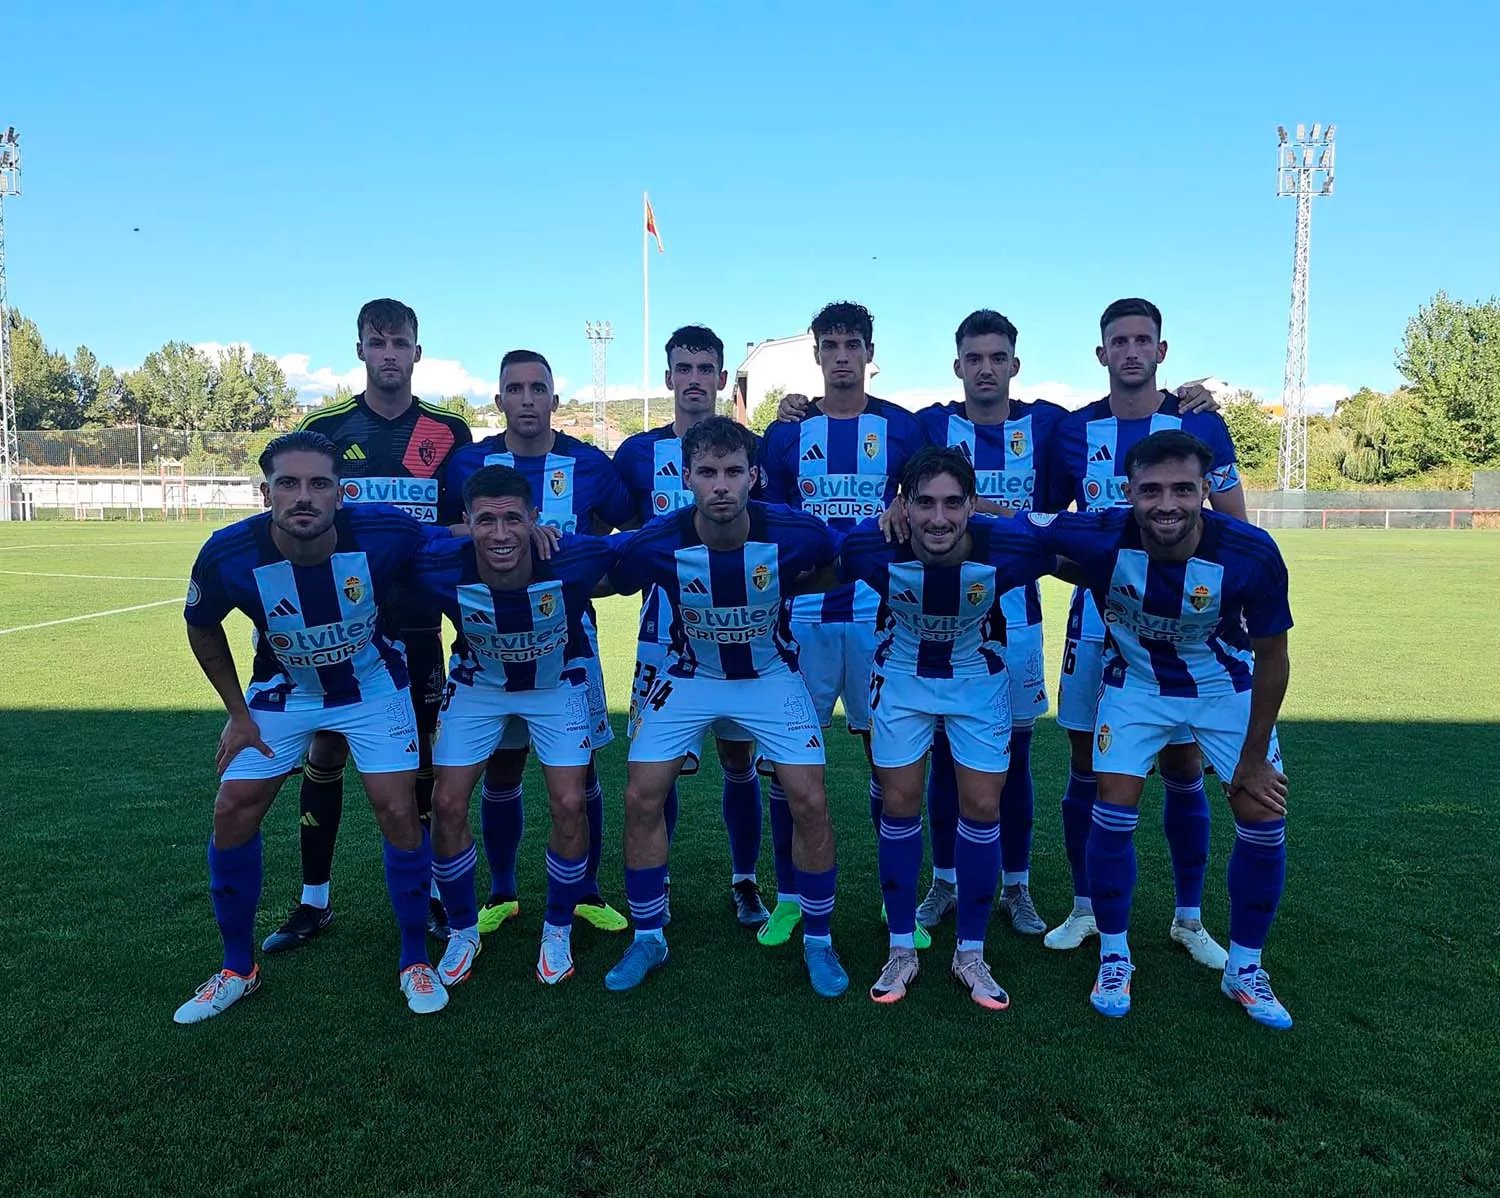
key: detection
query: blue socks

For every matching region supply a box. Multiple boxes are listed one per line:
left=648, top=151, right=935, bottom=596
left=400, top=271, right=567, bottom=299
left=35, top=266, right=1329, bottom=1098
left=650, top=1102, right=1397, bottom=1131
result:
left=545, top=847, right=589, bottom=928
left=767, top=778, right=798, bottom=902
left=1062, top=767, right=1098, bottom=900
left=624, top=864, right=669, bottom=934
left=432, top=843, right=478, bottom=933
left=797, top=865, right=838, bottom=940
left=1228, top=819, right=1286, bottom=960
left=479, top=780, right=523, bottom=898
left=1162, top=771, right=1211, bottom=914
left=955, top=816, right=1001, bottom=949
left=999, top=727, right=1034, bottom=883
left=926, top=729, right=958, bottom=874
left=383, top=830, right=434, bottom=970
left=878, top=814, right=923, bottom=943
left=1087, top=800, right=1139, bottom=956
left=583, top=764, right=604, bottom=895
left=209, top=833, right=263, bottom=976
left=722, top=763, right=763, bottom=879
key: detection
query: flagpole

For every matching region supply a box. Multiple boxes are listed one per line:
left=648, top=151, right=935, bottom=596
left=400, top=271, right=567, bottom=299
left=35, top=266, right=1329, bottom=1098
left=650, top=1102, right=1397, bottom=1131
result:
left=642, top=191, right=650, bottom=432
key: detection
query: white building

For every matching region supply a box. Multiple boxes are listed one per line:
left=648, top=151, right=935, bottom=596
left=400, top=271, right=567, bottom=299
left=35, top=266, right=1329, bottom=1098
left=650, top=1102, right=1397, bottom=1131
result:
left=733, top=333, right=883, bottom=421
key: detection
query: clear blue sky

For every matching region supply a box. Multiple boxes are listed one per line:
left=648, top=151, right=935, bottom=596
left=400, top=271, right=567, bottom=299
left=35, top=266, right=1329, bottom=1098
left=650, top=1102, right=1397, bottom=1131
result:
left=5, top=0, right=1498, bottom=411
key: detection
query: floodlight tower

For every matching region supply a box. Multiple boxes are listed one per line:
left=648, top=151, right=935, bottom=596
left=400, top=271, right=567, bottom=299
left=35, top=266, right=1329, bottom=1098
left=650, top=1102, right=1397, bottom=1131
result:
left=0, top=125, right=22, bottom=521
left=1275, top=122, right=1336, bottom=492
left=584, top=320, right=613, bottom=450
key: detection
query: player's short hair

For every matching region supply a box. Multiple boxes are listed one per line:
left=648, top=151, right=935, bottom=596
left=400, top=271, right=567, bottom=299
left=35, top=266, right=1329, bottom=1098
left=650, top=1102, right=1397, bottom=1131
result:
left=900, top=446, right=976, bottom=502
left=1099, top=297, right=1163, bottom=341
left=357, top=298, right=418, bottom=341
left=810, top=301, right=874, bottom=345
left=463, top=464, right=534, bottom=512
left=258, top=430, right=340, bottom=478
left=499, top=349, right=553, bottom=383
left=1124, top=430, right=1214, bottom=479
left=664, top=325, right=725, bottom=369
left=682, top=415, right=758, bottom=472
left=954, top=309, right=1019, bottom=352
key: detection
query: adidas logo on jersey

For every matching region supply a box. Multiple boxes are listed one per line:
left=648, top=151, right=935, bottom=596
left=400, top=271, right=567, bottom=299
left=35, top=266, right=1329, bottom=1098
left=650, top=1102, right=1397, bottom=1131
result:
left=404, top=739, right=418, bottom=753
left=806, top=735, right=822, bottom=749
left=1110, top=583, right=1141, bottom=601
left=465, top=610, right=494, bottom=625
left=657, top=460, right=680, bottom=478
left=801, top=444, right=826, bottom=462
left=268, top=597, right=300, bottom=618
left=682, top=577, right=710, bottom=595
left=890, top=588, right=919, bottom=606
left=344, top=444, right=366, bottom=461
left=1090, top=444, right=1113, bottom=462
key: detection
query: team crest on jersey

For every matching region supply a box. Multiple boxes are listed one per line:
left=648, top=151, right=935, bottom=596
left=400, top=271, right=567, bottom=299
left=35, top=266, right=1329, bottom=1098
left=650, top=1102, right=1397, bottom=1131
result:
left=751, top=563, right=771, bottom=592
left=863, top=432, right=880, bottom=460
left=965, top=581, right=989, bottom=607
left=417, top=438, right=437, bottom=467
left=186, top=579, right=201, bottom=607
left=1188, top=585, right=1212, bottom=611
left=538, top=591, right=556, bottom=618
left=1027, top=512, right=1057, bottom=527
left=1010, top=430, right=1026, bottom=457
left=549, top=469, right=568, bottom=497
left=1097, top=723, right=1112, bottom=754
left=343, top=576, right=364, bottom=604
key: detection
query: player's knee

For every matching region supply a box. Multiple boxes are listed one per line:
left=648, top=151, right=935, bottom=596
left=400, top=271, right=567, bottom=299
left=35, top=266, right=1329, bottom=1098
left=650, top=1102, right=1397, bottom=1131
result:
left=1226, top=789, right=1284, bottom=824
left=781, top=781, right=830, bottom=824
left=1096, top=773, right=1145, bottom=807
left=957, top=790, right=1001, bottom=823
left=432, top=782, right=470, bottom=826
left=549, top=786, right=585, bottom=825
left=622, top=780, right=666, bottom=822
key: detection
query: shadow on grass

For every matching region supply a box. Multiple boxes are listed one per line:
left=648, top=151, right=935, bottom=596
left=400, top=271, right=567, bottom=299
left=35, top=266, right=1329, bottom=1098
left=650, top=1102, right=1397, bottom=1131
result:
left=2, top=709, right=1496, bottom=1196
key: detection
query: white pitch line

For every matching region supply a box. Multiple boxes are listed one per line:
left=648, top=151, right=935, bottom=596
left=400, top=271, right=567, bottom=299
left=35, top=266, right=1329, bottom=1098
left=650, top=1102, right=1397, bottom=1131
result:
left=0, top=597, right=182, bottom=636
left=0, top=540, right=185, bottom=552
left=0, top=570, right=186, bottom=582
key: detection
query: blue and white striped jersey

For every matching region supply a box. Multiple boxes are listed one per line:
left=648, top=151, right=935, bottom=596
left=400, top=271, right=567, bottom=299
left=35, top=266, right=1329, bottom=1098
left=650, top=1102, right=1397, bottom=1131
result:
left=612, top=422, right=765, bottom=648
left=409, top=535, right=616, bottom=693
left=915, top=398, right=1068, bottom=631
left=760, top=397, right=928, bottom=624
left=184, top=506, right=435, bottom=710
left=609, top=503, right=840, bottom=681
left=440, top=430, right=634, bottom=533
left=1022, top=509, right=1292, bottom=698
left=1038, top=392, right=1241, bottom=640
left=838, top=517, right=1057, bottom=679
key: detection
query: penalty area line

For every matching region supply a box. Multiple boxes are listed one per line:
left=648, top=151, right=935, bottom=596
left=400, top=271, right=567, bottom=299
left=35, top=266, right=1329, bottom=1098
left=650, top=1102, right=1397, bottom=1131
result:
left=0, top=570, right=186, bottom=582
left=0, top=597, right=182, bottom=636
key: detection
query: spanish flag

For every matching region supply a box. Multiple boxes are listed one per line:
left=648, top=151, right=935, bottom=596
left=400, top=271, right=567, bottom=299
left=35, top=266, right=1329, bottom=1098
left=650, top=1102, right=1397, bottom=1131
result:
left=645, top=194, right=664, bottom=253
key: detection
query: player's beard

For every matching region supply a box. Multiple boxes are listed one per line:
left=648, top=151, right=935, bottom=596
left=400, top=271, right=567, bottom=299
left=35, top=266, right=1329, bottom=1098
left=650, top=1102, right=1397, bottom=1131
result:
left=275, top=506, right=336, bottom=540
left=369, top=364, right=410, bottom=396
left=1139, top=505, right=1197, bottom=551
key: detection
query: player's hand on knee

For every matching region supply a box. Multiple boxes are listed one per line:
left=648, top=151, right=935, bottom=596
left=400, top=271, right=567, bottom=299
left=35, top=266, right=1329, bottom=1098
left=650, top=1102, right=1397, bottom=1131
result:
left=878, top=500, right=910, bottom=544
left=1226, top=755, right=1288, bottom=817
left=776, top=392, right=811, bottom=423
left=1174, top=377, right=1224, bottom=414
left=217, top=715, right=272, bottom=776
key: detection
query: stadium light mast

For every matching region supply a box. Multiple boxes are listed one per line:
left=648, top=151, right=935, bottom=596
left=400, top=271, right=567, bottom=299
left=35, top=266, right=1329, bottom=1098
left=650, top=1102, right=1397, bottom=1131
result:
left=1275, top=121, right=1336, bottom=492
left=584, top=320, right=613, bottom=451
left=0, top=125, right=22, bottom=521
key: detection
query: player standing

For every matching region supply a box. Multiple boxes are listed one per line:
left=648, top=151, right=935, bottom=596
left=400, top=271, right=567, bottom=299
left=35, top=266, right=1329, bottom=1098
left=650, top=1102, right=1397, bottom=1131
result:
left=603, top=418, right=849, bottom=997
left=1022, top=431, right=1294, bottom=1028
left=266, top=298, right=471, bottom=952
left=1038, top=298, right=1246, bottom=969
left=613, top=325, right=767, bottom=928
left=410, top=466, right=621, bottom=991
left=175, top=431, right=449, bottom=1022
left=441, top=350, right=635, bottom=934
left=758, top=301, right=928, bottom=947
left=825, top=449, right=1063, bottom=1008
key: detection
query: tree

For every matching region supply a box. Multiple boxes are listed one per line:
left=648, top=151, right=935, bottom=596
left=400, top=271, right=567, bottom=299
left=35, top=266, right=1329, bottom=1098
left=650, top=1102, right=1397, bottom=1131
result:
left=749, top=385, right=786, bottom=435
left=436, top=394, right=479, bottom=424
left=1397, top=291, right=1500, bottom=465
left=122, top=341, right=295, bottom=431
left=1330, top=387, right=1429, bottom=483
left=1218, top=390, right=1278, bottom=476
left=7, top=310, right=82, bottom=429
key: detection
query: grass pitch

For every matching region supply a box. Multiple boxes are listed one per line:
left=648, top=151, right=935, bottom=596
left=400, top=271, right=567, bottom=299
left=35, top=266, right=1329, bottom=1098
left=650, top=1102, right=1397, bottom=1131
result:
left=1, top=523, right=1497, bottom=1196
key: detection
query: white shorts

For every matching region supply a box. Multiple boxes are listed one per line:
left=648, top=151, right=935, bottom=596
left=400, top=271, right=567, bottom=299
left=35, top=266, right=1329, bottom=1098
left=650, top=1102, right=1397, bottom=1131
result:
left=793, top=620, right=878, bottom=732
left=1004, top=621, right=1049, bottom=728
left=1058, top=636, right=1192, bottom=746
left=872, top=669, right=1013, bottom=773
left=224, top=689, right=419, bottom=781
left=630, top=673, right=824, bottom=767
left=497, top=628, right=613, bottom=754
left=435, top=675, right=594, bottom=769
left=1093, top=687, right=1283, bottom=779
left=629, top=640, right=753, bottom=757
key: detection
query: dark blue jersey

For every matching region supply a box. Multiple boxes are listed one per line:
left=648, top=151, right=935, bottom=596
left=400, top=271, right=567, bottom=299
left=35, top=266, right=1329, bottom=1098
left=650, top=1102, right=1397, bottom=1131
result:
left=760, top=396, right=929, bottom=623
left=441, top=430, right=634, bottom=532
left=1021, top=509, right=1292, bottom=698
left=409, top=535, right=617, bottom=693
left=185, top=505, right=437, bottom=710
